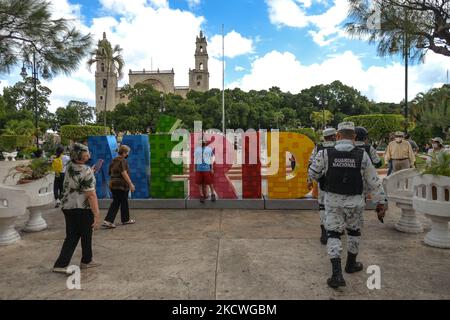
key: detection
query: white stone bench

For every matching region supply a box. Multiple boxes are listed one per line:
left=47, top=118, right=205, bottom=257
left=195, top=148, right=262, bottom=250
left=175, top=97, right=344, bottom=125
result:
left=2, top=152, right=18, bottom=162
left=383, top=169, right=423, bottom=233
left=413, top=174, right=450, bottom=249
left=0, top=186, right=29, bottom=245
left=15, top=173, right=55, bottom=232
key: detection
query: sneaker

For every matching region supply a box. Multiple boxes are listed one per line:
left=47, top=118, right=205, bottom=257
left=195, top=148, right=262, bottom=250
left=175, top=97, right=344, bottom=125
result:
left=55, top=200, right=61, bottom=208
left=211, top=194, right=216, bottom=202
left=200, top=197, right=205, bottom=204
left=80, top=261, right=101, bottom=269
left=52, top=267, right=71, bottom=274
left=102, top=221, right=116, bottom=229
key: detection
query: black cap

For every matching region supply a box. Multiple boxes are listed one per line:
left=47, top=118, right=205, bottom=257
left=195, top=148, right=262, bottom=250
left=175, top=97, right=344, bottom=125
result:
left=355, top=126, right=368, bottom=141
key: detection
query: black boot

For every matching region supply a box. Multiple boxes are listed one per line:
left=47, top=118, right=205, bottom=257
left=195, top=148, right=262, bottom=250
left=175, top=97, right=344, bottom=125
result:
left=345, top=252, right=364, bottom=274
left=320, top=225, right=327, bottom=245
left=327, top=258, right=346, bottom=288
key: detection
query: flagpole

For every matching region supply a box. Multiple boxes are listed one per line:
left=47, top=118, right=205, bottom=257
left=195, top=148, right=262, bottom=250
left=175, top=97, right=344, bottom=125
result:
left=222, top=24, right=225, bottom=134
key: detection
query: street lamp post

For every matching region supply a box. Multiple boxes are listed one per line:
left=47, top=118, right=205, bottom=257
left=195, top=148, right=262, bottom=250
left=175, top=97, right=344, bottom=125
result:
left=20, top=52, right=48, bottom=152
left=159, top=93, right=166, bottom=113
left=316, top=96, right=328, bottom=130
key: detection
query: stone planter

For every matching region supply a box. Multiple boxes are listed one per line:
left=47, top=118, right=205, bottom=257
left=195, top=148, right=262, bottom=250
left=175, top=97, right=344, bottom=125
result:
left=383, top=169, right=423, bottom=233
left=2, top=151, right=18, bottom=162
left=0, top=186, right=28, bottom=245
left=413, top=174, right=450, bottom=249
left=14, top=173, right=55, bottom=232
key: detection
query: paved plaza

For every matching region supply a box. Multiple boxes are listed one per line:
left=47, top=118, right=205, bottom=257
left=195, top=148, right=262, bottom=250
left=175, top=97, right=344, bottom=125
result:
left=1, top=203, right=450, bottom=300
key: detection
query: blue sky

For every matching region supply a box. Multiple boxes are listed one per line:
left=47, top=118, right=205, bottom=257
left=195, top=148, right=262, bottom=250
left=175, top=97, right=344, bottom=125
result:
left=1, top=0, right=448, bottom=111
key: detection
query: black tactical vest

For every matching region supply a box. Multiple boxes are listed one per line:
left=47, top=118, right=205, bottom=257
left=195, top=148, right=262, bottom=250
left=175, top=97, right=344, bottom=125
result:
left=326, top=148, right=364, bottom=195
left=316, top=143, right=335, bottom=191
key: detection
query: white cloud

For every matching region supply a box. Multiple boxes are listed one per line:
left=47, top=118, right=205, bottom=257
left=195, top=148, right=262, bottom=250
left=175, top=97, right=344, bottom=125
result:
left=228, top=50, right=450, bottom=103
left=186, top=0, right=201, bottom=9
left=266, top=0, right=350, bottom=46
left=209, top=30, right=254, bottom=59
left=41, top=0, right=234, bottom=111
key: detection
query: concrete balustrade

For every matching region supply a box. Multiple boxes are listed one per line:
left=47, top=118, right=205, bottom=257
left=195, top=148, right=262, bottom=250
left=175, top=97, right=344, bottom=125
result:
left=13, top=173, right=55, bottom=232
left=383, top=169, right=423, bottom=233
left=2, top=152, right=18, bottom=162
left=0, top=186, right=29, bottom=245
left=413, top=174, right=450, bottom=249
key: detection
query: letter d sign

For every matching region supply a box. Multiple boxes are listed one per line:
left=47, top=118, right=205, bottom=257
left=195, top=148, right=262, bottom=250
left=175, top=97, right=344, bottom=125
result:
left=66, top=265, right=81, bottom=290
left=366, top=265, right=381, bottom=290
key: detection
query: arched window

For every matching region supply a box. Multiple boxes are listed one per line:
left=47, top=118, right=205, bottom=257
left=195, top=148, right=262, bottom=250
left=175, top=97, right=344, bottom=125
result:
left=199, top=63, right=204, bottom=71
left=101, top=63, right=105, bottom=72
left=200, top=46, right=203, bottom=53
left=100, top=96, right=103, bottom=101
left=197, top=82, right=201, bottom=86
left=103, top=79, right=107, bottom=88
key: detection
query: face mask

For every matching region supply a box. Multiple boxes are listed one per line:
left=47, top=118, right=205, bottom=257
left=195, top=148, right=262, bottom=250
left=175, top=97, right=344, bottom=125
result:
left=432, top=143, right=439, bottom=149
left=395, top=138, right=403, bottom=143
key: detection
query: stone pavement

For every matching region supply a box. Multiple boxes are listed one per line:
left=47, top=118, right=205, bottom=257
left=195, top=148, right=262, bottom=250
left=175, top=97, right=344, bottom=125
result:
left=1, top=204, right=450, bottom=300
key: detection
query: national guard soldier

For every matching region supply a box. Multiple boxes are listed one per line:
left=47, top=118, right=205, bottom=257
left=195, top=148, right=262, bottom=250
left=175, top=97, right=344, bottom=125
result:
left=308, top=122, right=387, bottom=288
left=354, top=126, right=382, bottom=168
left=308, top=128, right=337, bottom=245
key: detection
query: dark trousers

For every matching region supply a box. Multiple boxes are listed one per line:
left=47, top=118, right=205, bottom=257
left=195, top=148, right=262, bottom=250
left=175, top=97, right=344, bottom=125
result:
left=54, top=209, right=94, bottom=268
left=105, top=189, right=130, bottom=224
left=53, top=173, right=65, bottom=200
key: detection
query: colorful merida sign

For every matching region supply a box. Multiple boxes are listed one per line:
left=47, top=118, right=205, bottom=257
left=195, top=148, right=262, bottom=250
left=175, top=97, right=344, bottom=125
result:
left=88, top=116, right=315, bottom=200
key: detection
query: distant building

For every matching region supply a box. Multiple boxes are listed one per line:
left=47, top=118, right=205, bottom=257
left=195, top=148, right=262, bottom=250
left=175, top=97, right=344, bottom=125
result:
left=95, top=31, right=210, bottom=113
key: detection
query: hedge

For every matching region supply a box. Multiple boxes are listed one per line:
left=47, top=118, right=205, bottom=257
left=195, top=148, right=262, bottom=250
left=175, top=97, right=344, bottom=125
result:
left=0, top=135, right=31, bottom=152
left=343, top=114, right=405, bottom=143
left=60, top=125, right=110, bottom=145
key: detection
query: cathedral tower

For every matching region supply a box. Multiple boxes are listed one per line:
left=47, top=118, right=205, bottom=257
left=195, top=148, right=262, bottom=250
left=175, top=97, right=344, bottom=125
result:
left=95, top=32, right=118, bottom=113
left=189, top=31, right=209, bottom=92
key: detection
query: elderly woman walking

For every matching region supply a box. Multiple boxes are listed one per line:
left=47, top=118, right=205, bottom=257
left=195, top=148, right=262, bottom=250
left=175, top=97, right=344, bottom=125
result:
left=53, top=143, right=101, bottom=273
left=103, top=145, right=136, bottom=228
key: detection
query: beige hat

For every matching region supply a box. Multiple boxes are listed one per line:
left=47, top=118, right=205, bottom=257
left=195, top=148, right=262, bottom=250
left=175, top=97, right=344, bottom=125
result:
left=323, top=128, right=337, bottom=137
left=337, top=122, right=355, bottom=131
left=432, top=137, right=444, bottom=145
left=394, top=131, right=404, bottom=137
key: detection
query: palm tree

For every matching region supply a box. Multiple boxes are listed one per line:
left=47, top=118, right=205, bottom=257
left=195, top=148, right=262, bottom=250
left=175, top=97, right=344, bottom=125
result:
left=87, top=35, right=124, bottom=134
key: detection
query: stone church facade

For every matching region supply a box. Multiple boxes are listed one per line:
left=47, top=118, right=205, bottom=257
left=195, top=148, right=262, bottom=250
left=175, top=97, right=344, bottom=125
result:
left=95, top=31, right=210, bottom=113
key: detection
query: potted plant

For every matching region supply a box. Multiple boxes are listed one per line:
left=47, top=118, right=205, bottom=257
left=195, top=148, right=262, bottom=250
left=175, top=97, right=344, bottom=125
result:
left=3, top=158, right=55, bottom=232
left=412, top=152, right=450, bottom=248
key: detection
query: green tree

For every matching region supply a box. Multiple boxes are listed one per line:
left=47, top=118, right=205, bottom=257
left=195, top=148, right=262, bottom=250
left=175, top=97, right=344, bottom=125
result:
left=55, top=100, right=94, bottom=130
left=310, top=110, right=334, bottom=130
left=411, top=85, right=450, bottom=138
left=87, top=36, right=124, bottom=132
left=346, top=0, right=450, bottom=60
left=0, top=0, right=92, bottom=76
left=2, top=119, right=35, bottom=136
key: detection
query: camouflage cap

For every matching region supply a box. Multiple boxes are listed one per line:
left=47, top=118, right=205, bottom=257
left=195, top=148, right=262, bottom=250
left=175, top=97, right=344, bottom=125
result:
left=337, top=122, right=355, bottom=131
left=432, top=137, right=444, bottom=145
left=69, top=143, right=89, bottom=161
left=323, top=128, right=337, bottom=137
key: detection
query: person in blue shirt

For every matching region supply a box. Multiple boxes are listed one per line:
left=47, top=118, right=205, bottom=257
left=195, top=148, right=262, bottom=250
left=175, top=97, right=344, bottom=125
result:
left=194, top=139, right=217, bottom=203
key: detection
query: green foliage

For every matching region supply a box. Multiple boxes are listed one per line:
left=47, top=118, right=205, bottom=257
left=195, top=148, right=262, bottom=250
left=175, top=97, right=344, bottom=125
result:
left=344, top=114, right=405, bottom=144
left=54, top=100, right=95, bottom=130
left=2, top=119, right=35, bottom=136
left=411, top=85, right=450, bottom=138
left=345, top=0, right=449, bottom=60
left=60, top=125, right=109, bottom=145
left=0, top=135, right=30, bottom=151
left=0, top=0, right=92, bottom=76
left=4, top=158, right=53, bottom=183
left=423, top=152, right=450, bottom=177
left=310, top=110, right=333, bottom=130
